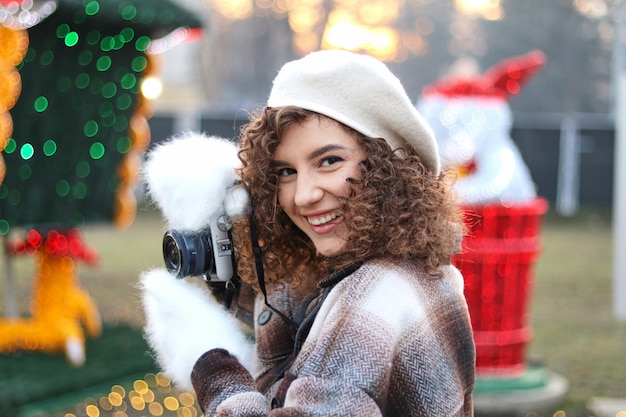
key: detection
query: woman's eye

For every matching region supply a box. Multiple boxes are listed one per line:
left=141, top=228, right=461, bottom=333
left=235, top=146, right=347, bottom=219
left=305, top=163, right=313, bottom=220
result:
left=321, top=156, right=342, bottom=167
left=276, top=167, right=295, bottom=177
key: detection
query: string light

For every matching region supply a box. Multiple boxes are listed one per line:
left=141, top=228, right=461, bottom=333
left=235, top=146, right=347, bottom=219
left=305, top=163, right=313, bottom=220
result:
left=0, top=0, right=57, bottom=30
left=0, top=25, right=28, bottom=185
left=0, top=0, right=199, bottom=233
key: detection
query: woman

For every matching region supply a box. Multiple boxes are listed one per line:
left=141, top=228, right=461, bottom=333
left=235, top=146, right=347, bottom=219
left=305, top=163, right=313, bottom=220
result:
left=189, top=50, right=475, bottom=416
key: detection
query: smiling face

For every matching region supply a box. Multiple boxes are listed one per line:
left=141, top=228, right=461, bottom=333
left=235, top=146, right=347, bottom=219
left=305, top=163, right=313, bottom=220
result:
left=272, top=116, right=366, bottom=257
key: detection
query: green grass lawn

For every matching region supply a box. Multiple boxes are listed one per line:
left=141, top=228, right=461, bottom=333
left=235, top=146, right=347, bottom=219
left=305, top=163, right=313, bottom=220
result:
left=528, top=209, right=625, bottom=414
left=0, top=205, right=623, bottom=416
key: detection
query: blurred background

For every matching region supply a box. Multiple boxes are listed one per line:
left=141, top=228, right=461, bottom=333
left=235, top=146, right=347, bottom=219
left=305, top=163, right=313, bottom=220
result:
left=0, top=0, right=624, bottom=416
left=152, top=0, right=617, bottom=214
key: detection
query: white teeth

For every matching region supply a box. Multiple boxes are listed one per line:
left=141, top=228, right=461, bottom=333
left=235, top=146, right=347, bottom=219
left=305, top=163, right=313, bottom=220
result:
left=308, top=212, right=338, bottom=226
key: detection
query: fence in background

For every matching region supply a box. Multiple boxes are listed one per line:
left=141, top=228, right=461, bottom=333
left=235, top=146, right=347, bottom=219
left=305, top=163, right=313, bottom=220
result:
left=147, top=111, right=616, bottom=214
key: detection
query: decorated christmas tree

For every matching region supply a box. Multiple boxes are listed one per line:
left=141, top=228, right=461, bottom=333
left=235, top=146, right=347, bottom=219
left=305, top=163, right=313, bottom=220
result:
left=0, top=0, right=202, bottom=365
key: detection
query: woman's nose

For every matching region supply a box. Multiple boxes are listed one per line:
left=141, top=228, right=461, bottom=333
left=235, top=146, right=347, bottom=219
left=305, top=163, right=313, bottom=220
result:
left=294, top=172, right=324, bottom=208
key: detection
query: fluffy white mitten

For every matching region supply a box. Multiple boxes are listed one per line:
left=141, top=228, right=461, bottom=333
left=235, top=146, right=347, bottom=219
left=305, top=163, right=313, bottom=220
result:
left=140, top=268, right=257, bottom=392
left=139, top=132, right=255, bottom=392
left=143, top=132, right=250, bottom=231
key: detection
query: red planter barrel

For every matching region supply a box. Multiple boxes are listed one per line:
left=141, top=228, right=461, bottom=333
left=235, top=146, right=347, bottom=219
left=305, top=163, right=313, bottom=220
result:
left=453, top=198, right=548, bottom=376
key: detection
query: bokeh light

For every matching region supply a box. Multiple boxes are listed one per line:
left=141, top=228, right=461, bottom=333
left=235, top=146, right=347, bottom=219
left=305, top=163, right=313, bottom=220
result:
left=204, top=0, right=514, bottom=60
left=65, top=373, right=202, bottom=417
left=573, top=0, right=609, bottom=18
left=206, top=0, right=406, bottom=60
left=455, top=0, right=504, bottom=20
left=140, top=76, right=163, bottom=100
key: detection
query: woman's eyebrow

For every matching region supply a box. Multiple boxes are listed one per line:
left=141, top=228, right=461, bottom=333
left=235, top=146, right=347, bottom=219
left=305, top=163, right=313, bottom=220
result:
left=271, top=144, right=349, bottom=168
left=308, top=144, right=348, bottom=161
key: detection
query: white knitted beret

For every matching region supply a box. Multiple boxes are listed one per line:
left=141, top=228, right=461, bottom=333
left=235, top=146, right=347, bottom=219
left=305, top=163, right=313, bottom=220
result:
left=268, top=49, right=440, bottom=174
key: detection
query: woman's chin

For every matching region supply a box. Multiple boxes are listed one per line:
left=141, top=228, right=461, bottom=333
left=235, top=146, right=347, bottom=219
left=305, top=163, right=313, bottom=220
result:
left=313, top=240, right=347, bottom=258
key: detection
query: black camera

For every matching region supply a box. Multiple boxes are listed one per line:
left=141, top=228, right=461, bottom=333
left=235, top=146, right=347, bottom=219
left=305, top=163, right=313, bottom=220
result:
left=162, top=213, right=235, bottom=282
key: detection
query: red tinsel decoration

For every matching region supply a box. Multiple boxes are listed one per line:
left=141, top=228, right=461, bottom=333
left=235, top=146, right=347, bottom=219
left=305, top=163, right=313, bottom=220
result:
left=422, top=50, right=545, bottom=100
left=5, top=228, right=99, bottom=264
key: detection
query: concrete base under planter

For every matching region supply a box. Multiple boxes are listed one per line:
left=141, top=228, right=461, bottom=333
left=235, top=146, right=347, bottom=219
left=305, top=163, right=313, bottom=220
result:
left=473, top=367, right=569, bottom=416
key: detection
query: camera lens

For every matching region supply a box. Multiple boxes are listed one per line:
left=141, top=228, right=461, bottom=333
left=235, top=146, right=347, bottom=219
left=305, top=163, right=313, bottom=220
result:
left=162, top=230, right=215, bottom=278
left=163, top=234, right=182, bottom=273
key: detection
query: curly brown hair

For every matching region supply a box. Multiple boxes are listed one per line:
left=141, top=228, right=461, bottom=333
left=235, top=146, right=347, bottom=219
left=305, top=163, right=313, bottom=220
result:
left=232, top=106, right=463, bottom=290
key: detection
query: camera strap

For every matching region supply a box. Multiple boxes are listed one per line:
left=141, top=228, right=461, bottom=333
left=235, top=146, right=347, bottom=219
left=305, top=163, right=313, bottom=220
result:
left=221, top=229, right=240, bottom=310
left=222, top=279, right=236, bottom=310
left=248, top=212, right=299, bottom=330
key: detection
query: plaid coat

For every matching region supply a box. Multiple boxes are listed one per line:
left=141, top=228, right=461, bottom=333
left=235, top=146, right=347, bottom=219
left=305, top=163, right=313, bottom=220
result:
left=191, top=258, right=475, bottom=416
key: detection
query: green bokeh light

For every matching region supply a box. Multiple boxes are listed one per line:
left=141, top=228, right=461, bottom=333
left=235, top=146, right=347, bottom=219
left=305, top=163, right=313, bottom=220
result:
left=96, top=55, right=112, bottom=71
left=8, top=190, right=21, bottom=205
left=121, top=5, right=137, bottom=20
left=100, top=36, right=115, bottom=52
left=101, top=112, right=117, bottom=127
left=135, top=36, right=150, bottom=52
left=99, top=102, right=113, bottom=116
left=142, top=10, right=156, bottom=24
left=0, top=220, right=9, bottom=236
left=85, top=1, right=100, bottom=15
left=112, top=35, right=124, bottom=50
left=19, top=165, right=32, bottom=180
left=90, top=142, right=105, bottom=159
left=56, top=24, right=70, bottom=38
left=131, top=56, right=147, bottom=72
left=117, top=136, right=132, bottom=154
left=116, top=94, right=132, bottom=110
left=65, top=32, right=79, bottom=47
left=34, top=96, right=49, bottom=112
left=4, top=138, right=16, bottom=154
left=23, top=48, right=35, bottom=64
left=102, top=82, right=117, bottom=98
left=56, top=180, right=70, bottom=197
left=76, top=161, right=91, bottom=178
left=86, top=30, right=101, bottom=45
left=73, top=183, right=89, bottom=199
left=73, top=10, right=87, bottom=25
left=43, top=139, right=58, bottom=156
left=71, top=213, right=86, bottom=227
left=120, top=27, right=135, bottom=43
left=84, top=120, right=99, bottom=137
left=40, top=50, right=54, bottom=66
left=76, top=73, right=90, bottom=89
left=120, top=73, right=136, bottom=89
left=20, top=144, right=34, bottom=160
left=78, top=50, right=93, bottom=66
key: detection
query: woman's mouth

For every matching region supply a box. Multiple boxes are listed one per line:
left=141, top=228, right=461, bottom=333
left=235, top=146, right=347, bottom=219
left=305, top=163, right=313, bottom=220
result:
left=307, top=212, right=339, bottom=226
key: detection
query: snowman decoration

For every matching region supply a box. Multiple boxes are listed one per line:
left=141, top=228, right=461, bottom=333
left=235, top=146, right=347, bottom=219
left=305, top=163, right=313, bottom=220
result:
left=417, top=50, right=545, bottom=205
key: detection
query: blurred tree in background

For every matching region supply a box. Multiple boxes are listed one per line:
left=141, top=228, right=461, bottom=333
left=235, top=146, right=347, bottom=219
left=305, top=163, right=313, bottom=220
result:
left=169, top=0, right=614, bottom=114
